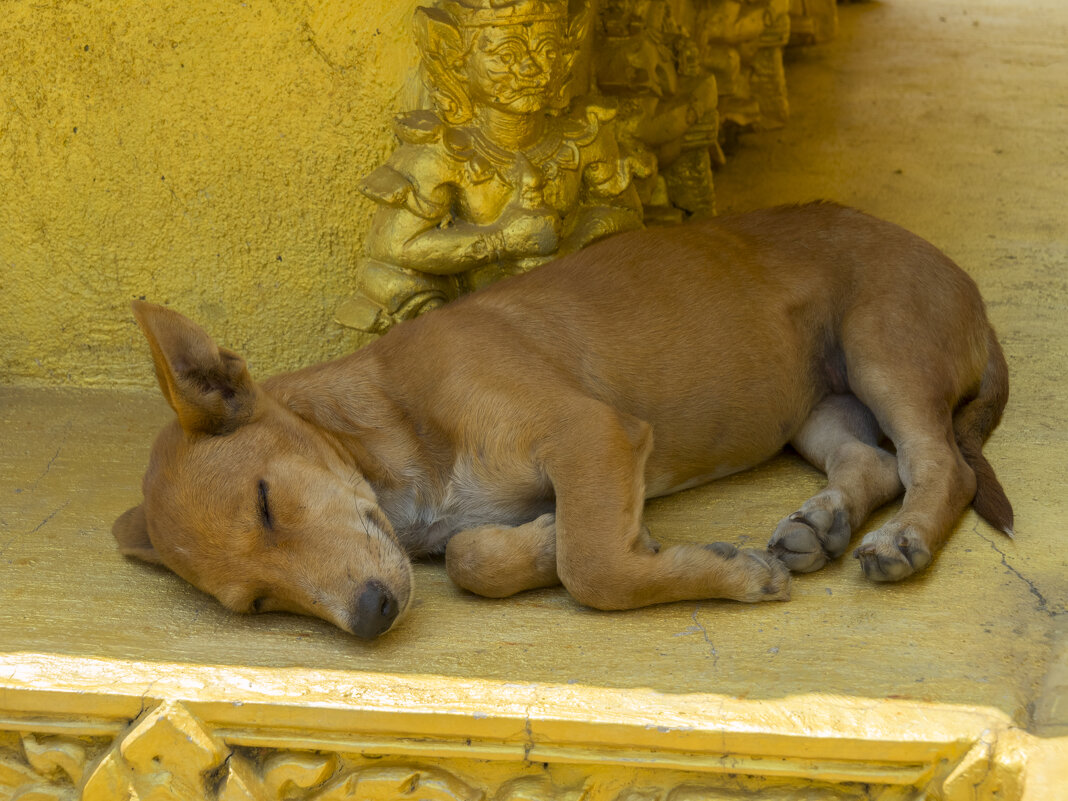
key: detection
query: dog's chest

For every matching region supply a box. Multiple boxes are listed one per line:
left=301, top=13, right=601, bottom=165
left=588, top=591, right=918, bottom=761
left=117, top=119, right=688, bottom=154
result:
left=383, top=456, right=553, bottom=557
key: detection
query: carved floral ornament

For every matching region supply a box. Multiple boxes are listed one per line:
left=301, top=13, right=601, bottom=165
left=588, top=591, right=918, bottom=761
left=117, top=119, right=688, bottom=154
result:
left=0, top=697, right=1037, bottom=801
left=1, top=700, right=788, bottom=801
left=0, top=703, right=500, bottom=801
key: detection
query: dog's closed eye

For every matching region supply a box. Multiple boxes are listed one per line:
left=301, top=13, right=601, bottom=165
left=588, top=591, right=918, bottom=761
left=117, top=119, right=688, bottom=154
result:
left=257, top=479, right=273, bottom=530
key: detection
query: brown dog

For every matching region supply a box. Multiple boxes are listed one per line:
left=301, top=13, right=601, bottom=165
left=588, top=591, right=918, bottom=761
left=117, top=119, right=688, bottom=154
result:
left=113, top=203, right=1013, bottom=639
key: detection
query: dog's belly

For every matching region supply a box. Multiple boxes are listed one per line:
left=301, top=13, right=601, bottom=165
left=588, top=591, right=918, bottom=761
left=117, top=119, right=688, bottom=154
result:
left=385, top=456, right=554, bottom=557
left=638, top=382, right=819, bottom=500
left=646, top=463, right=751, bottom=498
left=643, top=436, right=794, bottom=499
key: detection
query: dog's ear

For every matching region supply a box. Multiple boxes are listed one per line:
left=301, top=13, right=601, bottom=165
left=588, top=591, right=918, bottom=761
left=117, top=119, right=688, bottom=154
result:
left=112, top=504, right=162, bottom=565
left=131, top=300, right=257, bottom=435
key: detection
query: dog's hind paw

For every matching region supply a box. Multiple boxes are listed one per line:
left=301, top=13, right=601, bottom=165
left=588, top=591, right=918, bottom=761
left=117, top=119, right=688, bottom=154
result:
left=853, top=526, right=932, bottom=582
left=768, top=497, right=851, bottom=573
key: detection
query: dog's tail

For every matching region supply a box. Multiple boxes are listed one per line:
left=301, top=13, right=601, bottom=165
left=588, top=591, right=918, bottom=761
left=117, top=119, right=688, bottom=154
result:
left=954, top=328, right=1014, bottom=536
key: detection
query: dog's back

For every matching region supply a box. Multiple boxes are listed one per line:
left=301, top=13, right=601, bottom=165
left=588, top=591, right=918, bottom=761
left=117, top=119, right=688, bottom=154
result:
left=372, top=202, right=996, bottom=497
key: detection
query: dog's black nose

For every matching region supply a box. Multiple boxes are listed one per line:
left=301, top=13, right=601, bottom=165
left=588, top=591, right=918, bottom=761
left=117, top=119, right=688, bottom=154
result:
left=350, top=580, right=399, bottom=639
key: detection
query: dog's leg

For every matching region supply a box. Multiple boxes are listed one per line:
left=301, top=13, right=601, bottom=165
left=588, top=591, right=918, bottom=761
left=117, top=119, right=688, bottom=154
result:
left=847, top=370, right=978, bottom=582
left=445, top=515, right=665, bottom=599
left=546, top=403, right=790, bottom=610
left=445, top=514, right=561, bottom=598
left=769, top=395, right=904, bottom=572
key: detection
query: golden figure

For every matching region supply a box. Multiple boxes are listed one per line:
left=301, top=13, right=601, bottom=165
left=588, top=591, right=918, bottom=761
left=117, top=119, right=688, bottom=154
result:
left=788, top=0, right=839, bottom=46
left=336, top=0, right=652, bottom=335
left=594, top=0, right=724, bottom=220
left=696, top=0, right=791, bottom=133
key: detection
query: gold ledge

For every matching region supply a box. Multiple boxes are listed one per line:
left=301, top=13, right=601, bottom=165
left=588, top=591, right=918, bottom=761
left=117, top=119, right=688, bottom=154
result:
left=0, top=651, right=1035, bottom=795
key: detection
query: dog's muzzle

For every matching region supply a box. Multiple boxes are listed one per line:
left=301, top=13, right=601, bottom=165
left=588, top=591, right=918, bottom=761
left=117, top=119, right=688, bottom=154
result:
left=349, top=579, right=399, bottom=639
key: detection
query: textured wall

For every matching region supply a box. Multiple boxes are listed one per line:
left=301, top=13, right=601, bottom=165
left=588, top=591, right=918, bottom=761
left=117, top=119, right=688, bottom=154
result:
left=0, top=0, right=419, bottom=387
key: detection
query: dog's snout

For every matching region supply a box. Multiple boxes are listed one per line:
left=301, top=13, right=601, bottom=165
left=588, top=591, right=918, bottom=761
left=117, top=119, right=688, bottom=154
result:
left=350, top=579, right=399, bottom=639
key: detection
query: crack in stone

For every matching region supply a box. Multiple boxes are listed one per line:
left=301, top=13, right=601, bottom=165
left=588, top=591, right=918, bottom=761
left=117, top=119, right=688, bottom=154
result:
left=0, top=500, right=71, bottom=560
left=518, top=684, right=541, bottom=763
left=691, top=605, right=719, bottom=667
left=24, top=423, right=72, bottom=492
left=974, top=525, right=1063, bottom=617
left=522, top=715, right=534, bottom=762
left=304, top=26, right=340, bottom=71
left=28, top=446, right=62, bottom=491
left=29, top=501, right=70, bottom=536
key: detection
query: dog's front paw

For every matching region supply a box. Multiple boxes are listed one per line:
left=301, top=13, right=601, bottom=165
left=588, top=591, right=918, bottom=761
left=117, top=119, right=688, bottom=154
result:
left=853, top=526, right=932, bottom=582
left=727, top=547, right=792, bottom=602
left=768, top=496, right=851, bottom=573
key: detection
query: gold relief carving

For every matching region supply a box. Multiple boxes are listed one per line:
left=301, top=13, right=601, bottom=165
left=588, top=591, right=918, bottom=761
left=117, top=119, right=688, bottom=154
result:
left=695, top=0, right=791, bottom=133
left=219, top=751, right=338, bottom=800
left=0, top=657, right=1056, bottom=800
left=0, top=711, right=1040, bottom=801
left=336, top=0, right=651, bottom=334
left=938, top=730, right=1027, bottom=801
left=493, top=776, right=577, bottom=801
left=0, top=734, right=98, bottom=801
left=311, top=765, right=483, bottom=801
left=593, top=0, right=724, bottom=221
left=218, top=757, right=601, bottom=801
left=224, top=756, right=591, bottom=801
left=81, top=701, right=229, bottom=801
left=21, top=736, right=89, bottom=788
left=216, top=759, right=878, bottom=801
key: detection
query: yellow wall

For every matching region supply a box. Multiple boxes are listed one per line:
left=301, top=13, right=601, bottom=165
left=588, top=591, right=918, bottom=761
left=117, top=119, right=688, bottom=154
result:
left=0, top=0, right=420, bottom=387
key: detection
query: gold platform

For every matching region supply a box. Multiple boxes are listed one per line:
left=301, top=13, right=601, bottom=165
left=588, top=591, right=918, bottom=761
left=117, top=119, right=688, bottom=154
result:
left=2, top=0, right=1067, bottom=798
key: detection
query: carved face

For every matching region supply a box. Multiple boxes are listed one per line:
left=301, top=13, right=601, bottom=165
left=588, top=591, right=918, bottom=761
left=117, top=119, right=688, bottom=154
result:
left=465, top=21, right=564, bottom=114
left=676, top=38, right=701, bottom=78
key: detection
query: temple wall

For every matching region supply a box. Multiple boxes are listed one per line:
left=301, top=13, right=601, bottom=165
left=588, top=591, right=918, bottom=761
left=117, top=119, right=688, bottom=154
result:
left=0, top=0, right=422, bottom=387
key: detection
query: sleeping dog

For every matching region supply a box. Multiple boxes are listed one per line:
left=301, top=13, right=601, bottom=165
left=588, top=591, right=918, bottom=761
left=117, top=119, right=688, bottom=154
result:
left=113, top=203, right=1013, bottom=639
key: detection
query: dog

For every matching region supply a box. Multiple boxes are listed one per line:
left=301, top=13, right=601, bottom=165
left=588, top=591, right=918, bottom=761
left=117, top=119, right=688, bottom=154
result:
left=113, top=202, right=1013, bottom=639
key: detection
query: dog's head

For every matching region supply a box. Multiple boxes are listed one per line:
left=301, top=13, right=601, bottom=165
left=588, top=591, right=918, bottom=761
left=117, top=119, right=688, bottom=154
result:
left=113, top=301, right=412, bottom=639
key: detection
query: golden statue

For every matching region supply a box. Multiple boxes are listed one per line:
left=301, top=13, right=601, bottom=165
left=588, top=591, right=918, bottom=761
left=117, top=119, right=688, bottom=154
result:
left=337, top=0, right=652, bottom=334
left=594, top=0, right=724, bottom=220
left=788, top=0, right=839, bottom=46
left=696, top=0, right=791, bottom=133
